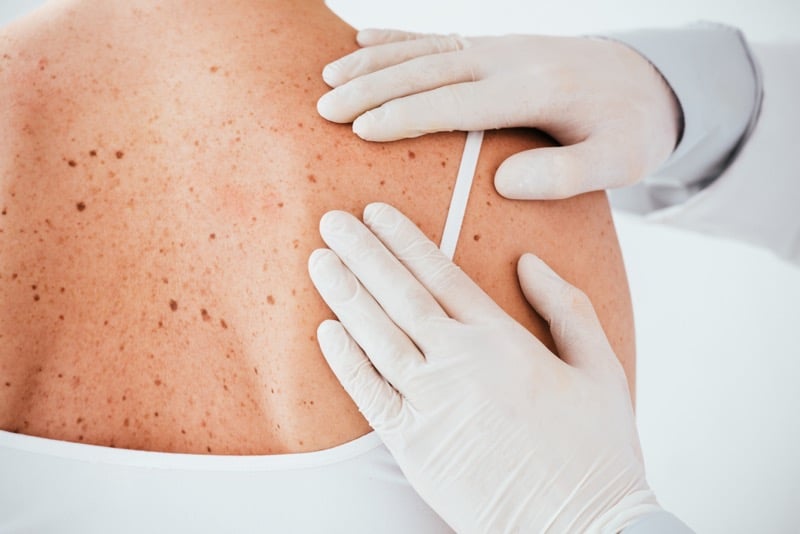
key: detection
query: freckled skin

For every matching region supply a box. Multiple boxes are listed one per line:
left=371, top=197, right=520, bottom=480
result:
left=0, top=1, right=634, bottom=455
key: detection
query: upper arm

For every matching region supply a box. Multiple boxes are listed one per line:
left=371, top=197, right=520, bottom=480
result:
left=455, top=129, right=636, bottom=395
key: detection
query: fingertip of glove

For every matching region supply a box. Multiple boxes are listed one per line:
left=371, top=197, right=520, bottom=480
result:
left=308, top=248, right=335, bottom=275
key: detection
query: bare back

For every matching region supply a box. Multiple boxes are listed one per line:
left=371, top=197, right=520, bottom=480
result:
left=0, top=0, right=635, bottom=455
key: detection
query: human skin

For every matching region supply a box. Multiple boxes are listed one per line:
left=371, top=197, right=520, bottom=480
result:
left=0, top=0, right=634, bottom=455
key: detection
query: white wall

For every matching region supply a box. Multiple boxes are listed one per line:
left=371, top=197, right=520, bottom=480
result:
left=3, top=1, right=799, bottom=532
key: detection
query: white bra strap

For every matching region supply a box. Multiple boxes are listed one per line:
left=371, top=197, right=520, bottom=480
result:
left=439, top=130, right=484, bottom=260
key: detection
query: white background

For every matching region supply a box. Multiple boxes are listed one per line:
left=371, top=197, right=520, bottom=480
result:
left=3, top=1, right=799, bottom=532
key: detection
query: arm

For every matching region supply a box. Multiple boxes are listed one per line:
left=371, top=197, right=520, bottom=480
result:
left=319, top=24, right=800, bottom=264
left=620, top=36, right=800, bottom=265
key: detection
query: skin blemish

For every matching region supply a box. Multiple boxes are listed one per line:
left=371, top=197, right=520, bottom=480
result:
left=76, top=202, right=86, bottom=212
left=277, top=202, right=284, bottom=208
left=207, top=446, right=212, bottom=453
left=1, top=208, right=6, bottom=215
left=90, top=150, right=97, bottom=157
left=33, top=294, right=40, bottom=302
left=31, top=285, right=37, bottom=290
left=209, top=233, right=216, bottom=240
left=209, top=65, right=219, bottom=73
left=115, top=150, right=125, bottom=159
left=59, top=315, right=64, bottom=320
left=124, top=418, right=130, bottom=427
left=68, top=160, right=77, bottom=167
left=267, top=295, right=275, bottom=305
left=154, top=378, right=162, bottom=386
left=473, top=234, right=481, bottom=241
left=60, top=287, right=65, bottom=293
left=408, top=150, right=416, bottom=159
left=307, top=174, right=317, bottom=183
left=169, top=299, right=178, bottom=311
left=4, top=382, right=10, bottom=387
left=220, top=319, right=228, bottom=329
left=315, top=154, right=322, bottom=161
left=201, top=308, right=211, bottom=322
left=379, top=180, right=385, bottom=186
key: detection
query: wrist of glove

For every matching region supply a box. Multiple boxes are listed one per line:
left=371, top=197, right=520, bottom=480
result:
left=318, top=31, right=682, bottom=200
left=308, top=202, right=662, bottom=532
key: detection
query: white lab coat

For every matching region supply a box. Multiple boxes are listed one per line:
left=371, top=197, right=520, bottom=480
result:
left=609, top=24, right=800, bottom=266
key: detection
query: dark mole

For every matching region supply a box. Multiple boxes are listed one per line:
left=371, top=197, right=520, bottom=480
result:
left=315, top=154, right=322, bottom=161
left=2, top=208, right=6, bottom=215
left=277, top=202, right=284, bottom=208
left=201, top=308, right=211, bottom=321
left=154, top=411, right=159, bottom=417
left=76, top=201, right=86, bottom=212
left=253, top=367, right=258, bottom=375
left=379, top=180, right=385, bottom=186
left=33, top=294, right=40, bottom=302
left=76, top=417, right=84, bottom=424
left=181, top=429, right=186, bottom=434
left=210, top=65, right=219, bottom=73
left=31, top=285, right=37, bottom=290
left=154, top=378, right=162, bottom=386
left=266, top=295, right=275, bottom=305
left=209, top=233, right=216, bottom=240
left=115, top=150, right=124, bottom=159
left=4, top=382, right=10, bottom=387
left=220, top=319, right=228, bottom=329
left=408, top=150, right=416, bottom=159
left=207, top=446, right=212, bottom=453
left=307, top=174, right=317, bottom=183
left=124, top=418, right=130, bottom=427
left=473, top=234, right=481, bottom=241
left=158, top=320, right=163, bottom=328
left=60, top=287, right=65, bottom=293
left=58, top=373, right=63, bottom=378
left=169, top=299, right=178, bottom=311
left=89, top=150, right=97, bottom=157
left=78, top=435, right=84, bottom=441
left=68, top=160, right=77, bottom=167
left=59, top=315, right=64, bottom=320
left=441, top=161, right=447, bottom=167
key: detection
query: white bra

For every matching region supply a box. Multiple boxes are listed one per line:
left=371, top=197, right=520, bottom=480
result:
left=0, top=131, right=485, bottom=534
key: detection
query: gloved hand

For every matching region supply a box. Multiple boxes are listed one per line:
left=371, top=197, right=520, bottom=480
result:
left=308, top=202, right=662, bottom=533
left=317, top=31, right=682, bottom=200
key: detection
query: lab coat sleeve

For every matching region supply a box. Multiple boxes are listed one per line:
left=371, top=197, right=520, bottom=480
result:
left=606, top=24, right=800, bottom=265
left=621, top=510, right=695, bottom=533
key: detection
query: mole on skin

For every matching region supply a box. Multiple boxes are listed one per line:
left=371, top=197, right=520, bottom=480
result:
left=169, top=299, right=178, bottom=311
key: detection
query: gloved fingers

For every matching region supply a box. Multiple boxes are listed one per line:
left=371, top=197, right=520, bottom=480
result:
left=356, top=28, right=431, bottom=46
left=316, top=320, right=406, bottom=431
left=516, top=253, right=616, bottom=370
left=363, top=202, right=507, bottom=324
left=318, top=210, right=451, bottom=347
left=351, top=79, right=547, bottom=141
left=309, top=248, right=426, bottom=388
left=318, top=48, right=476, bottom=124
left=494, top=139, right=640, bottom=200
left=323, top=34, right=469, bottom=88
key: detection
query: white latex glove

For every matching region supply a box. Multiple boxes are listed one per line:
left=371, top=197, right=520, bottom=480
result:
left=308, top=202, right=662, bottom=533
left=317, top=31, right=682, bottom=200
